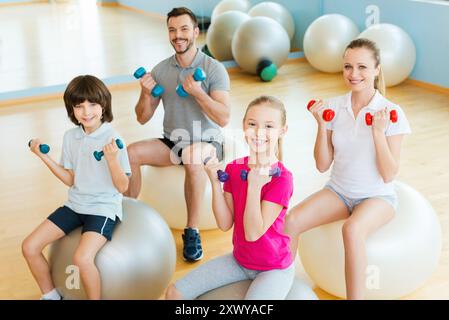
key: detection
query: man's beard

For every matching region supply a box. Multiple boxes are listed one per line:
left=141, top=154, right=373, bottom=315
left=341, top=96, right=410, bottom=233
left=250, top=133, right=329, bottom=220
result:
left=171, top=37, right=194, bottom=54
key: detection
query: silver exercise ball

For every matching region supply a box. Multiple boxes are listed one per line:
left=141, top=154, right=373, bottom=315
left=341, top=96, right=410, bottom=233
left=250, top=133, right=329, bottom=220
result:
left=206, top=11, right=250, bottom=61
left=358, top=23, right=416, bottom=87
left=299, top=181, right=441, bottom=299
left=303, top=14, right=359, bottom=73
left=49, top=198, right=176, bottom=300
left=211, top=0, right=251, bottom=22
left=248, top=1, right=295, bottom=40
left=232, top=16, right=290, bottom=74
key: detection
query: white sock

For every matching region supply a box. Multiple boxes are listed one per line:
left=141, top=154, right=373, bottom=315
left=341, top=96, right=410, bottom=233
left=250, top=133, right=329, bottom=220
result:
left=41, top=288, right=61, bottom=300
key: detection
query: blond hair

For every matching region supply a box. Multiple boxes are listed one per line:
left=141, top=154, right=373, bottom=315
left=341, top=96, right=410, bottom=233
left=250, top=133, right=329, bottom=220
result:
left=243, top=95, right=287, bottom=161
left=345, top=38, right=386, bottom=96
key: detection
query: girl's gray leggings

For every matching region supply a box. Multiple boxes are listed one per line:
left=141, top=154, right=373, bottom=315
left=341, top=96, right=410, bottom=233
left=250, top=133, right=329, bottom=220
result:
left=175, top=253, right=295, bottom=300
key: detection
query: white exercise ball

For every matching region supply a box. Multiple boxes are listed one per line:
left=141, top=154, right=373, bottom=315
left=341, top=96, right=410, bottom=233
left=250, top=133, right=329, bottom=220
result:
left=303, top=14, right=359, bottom=73
left=298, top=181, right=442, bottom=299
left=358, top=23, right=416, bottom=87
left=139, top=133, right=248, bottom=230
left=49, top=198, right=176, bottom=300
left=206, top=11, right=250, bottom=61
left=232, top=16, right=290, bottom=74
left=211, top=0, right=251, bottom=22
left=197, top=277, right=318, bottom=300
left=248, top=1, right=295, bottom=40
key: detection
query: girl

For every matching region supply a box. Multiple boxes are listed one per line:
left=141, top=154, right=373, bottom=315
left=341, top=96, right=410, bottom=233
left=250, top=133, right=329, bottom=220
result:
left=165, top=95, right=295, bottom=300
left=22, top=75, right=131, bottom=300
left=285, top=38, right=411, bottom=300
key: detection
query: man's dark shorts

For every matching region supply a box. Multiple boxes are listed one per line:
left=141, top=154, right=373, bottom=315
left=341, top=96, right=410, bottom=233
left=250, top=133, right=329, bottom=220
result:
left=158, top=137, right=224, bottom=165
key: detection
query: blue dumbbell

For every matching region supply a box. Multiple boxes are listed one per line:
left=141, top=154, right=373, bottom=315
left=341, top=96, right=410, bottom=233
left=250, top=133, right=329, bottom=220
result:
left=93, top=139, right=124, bottom=161
left=240, top=167, right=281, bottom=181
left=204, top=156, right=229, bottom=182
left=133, top=67, right=164, bottom=98
left=217, top=170, right=229, bottom=182
left=28, top=140, right=50, bottom=154
left=176, top=68, right=207, bottom=97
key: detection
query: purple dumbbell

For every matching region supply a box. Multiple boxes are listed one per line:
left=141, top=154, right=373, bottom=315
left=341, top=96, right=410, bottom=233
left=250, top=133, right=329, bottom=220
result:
left=217, top=170, right=229, bottom=183
left=240, top=167, right=281, bottom=181
left=204, top=156, right=229, bottom=182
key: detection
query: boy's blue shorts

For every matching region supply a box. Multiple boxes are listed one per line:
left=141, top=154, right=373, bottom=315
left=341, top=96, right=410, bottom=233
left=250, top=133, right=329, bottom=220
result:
left=48, top=206, right=117, bottom=241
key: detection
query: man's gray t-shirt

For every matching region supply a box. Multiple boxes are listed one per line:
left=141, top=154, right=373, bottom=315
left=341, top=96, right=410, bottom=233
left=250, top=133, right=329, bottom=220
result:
left=151, top=49, right=230, bottom=144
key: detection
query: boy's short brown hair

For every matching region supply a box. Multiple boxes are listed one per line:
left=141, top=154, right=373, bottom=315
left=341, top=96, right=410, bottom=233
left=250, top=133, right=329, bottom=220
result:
left=167, top=7, right=198, bottom=27
left=63, top=75, right=113, bottom=126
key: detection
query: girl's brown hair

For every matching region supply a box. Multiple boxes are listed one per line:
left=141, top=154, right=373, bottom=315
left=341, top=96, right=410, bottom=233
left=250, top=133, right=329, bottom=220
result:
left=345, top=38, right=386, bottom=96
left=243, top=96, right=287, bottom=161
left=63, top=75, right=113, bottom=126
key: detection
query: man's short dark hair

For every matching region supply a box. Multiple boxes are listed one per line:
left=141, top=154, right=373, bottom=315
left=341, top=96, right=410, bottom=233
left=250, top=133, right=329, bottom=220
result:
left=167, top=7, right=198, bottom=28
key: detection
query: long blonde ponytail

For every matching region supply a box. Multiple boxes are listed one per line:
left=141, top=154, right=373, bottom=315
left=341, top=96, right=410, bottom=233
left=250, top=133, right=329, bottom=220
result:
left=376, top=65, right=386, bottom=96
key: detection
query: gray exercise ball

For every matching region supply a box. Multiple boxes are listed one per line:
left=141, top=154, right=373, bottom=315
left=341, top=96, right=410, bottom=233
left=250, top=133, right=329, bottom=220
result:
left=248, top=1, right=295, bottom=40
left=206, top=11, right=250, bottom=61
left=197, top=278, right=318, bottom=300
left=211, top=0, right=251, bottom=22
left=232, top=16, right=290, bottom=74
left=303, top=14, right=359, bottom=73
left=358, top=24, right=416, bottom=87
left=49, top=197, right=176, bottom=300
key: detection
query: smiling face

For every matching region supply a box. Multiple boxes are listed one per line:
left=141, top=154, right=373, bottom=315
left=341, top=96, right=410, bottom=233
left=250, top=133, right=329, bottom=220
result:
left=343, top=47, right=380, bottom=93
left=63, top=75, right=113, bottom=129
left=167, top=14, right=199, bottom=54
left=73, top=100, right=103, bottom=133
left=243, top=103, right=286, bottom=158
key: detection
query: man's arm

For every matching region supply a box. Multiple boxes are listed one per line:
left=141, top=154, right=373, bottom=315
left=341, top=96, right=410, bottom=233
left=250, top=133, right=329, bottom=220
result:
left=182, top=74, right=230, bottom=127
left=193, top=89, right=230, bottom=127
left=135, top=72, right=161, bottom=125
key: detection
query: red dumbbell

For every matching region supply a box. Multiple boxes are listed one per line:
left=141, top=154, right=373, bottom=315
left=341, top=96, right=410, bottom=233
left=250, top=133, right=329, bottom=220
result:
left=307, top=100, right=335, bottom=122
left=365, top=109, right=398, bottom=126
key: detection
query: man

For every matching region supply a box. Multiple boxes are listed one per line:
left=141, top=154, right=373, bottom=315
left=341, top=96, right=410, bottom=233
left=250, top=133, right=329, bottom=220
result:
left=125, top=7, right=231, bottom=262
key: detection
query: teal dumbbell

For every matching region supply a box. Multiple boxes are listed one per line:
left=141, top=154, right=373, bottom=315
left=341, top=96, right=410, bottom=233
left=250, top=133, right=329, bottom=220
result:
left=133, top=67, right=164, bottom=98
left=28, top=140, right=50, bottom=154
left=176, top=68, right=207, bottom=97
left=93, top=139, right=124, bottom=161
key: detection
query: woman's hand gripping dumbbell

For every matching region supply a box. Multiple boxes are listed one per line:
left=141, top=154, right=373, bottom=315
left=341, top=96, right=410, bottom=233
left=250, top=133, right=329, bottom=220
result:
left=365, top=109, right=398, bottom=126
left=307, top=99, right=335, bottom=122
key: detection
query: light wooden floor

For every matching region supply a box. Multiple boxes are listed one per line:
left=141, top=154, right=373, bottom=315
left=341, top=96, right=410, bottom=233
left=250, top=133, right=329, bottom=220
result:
left=0, top=1, right=176, bottom=93
left=0, top=1, right=448, bottom=300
